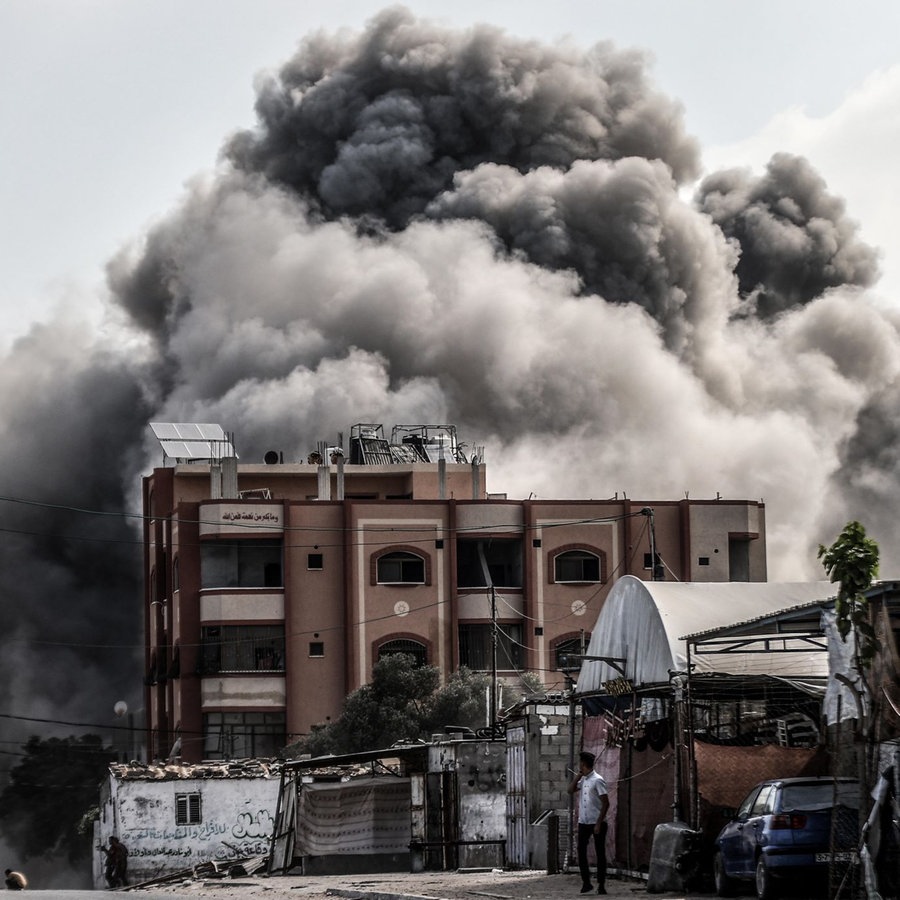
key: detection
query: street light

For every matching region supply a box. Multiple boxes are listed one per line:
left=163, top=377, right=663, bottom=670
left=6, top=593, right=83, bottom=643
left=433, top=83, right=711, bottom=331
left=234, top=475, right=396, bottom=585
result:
left=113, top=701, right=144, bottom=762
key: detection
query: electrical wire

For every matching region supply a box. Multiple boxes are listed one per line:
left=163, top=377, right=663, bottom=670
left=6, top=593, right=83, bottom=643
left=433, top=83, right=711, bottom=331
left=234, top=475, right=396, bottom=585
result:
left=0, top=492, right=645, bottom=541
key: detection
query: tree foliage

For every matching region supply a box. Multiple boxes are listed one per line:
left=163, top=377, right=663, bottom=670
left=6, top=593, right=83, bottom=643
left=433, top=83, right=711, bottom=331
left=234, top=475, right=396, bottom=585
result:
left=0, top=735, right=117, bottom=863
left=818, top=520, right=880, bottom=668
left=426, top=667, right=492, bottom=735
left=287, top=655, right=495, bottom=757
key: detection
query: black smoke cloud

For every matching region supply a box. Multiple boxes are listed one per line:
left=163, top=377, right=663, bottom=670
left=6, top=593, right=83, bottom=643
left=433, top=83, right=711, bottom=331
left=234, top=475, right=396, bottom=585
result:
left=696, top=153, right=880, bottom=317
left=2, top=5, right=900, bottom=789
left=226, top=7, right=700, bottom=225
left=0, top=320, right=149, bottom=765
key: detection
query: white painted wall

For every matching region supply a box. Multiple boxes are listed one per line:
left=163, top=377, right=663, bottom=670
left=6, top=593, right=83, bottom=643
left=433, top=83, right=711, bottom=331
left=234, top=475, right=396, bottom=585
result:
left=95, top=774, right=280, bottom=888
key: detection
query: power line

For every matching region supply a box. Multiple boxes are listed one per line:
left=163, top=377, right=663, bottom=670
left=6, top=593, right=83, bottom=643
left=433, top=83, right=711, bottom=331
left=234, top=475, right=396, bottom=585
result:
left=0, top=492, right=644, bottom=535
left=0, top=712, right=136, bottom=733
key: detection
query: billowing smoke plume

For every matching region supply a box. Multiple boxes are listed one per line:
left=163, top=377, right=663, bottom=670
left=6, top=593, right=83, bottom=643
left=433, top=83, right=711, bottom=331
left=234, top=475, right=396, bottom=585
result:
left=2, top=5, right=900, bottom=795
left=696, top=153, right=880, bottom=317
left=226, top=8, right=700, bottom=224
left=0, top=319, right=149, bottom=820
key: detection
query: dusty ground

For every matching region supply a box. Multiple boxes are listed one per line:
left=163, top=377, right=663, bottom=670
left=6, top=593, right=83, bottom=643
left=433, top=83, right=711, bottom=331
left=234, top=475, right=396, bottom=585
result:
left=127, top=868, right=695, bottom=900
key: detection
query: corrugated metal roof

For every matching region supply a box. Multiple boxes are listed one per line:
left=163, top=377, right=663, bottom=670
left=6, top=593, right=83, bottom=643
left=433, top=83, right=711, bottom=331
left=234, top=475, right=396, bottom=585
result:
left=681, top=596, right=834, bottom=640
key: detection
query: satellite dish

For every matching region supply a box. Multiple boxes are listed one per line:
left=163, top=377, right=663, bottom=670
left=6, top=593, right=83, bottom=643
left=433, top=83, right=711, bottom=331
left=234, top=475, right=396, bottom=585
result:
left=114, top=701, right=128, bottom=717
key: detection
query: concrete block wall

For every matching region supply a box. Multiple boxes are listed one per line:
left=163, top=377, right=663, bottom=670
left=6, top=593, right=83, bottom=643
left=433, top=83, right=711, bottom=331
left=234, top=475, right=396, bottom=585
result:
left=519, top=705, right=580, bottom=870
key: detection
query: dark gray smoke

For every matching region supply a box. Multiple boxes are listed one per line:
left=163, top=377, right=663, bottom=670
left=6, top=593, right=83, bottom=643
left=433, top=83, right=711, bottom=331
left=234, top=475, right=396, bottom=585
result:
left=3, top=6, right=900, bottom=812
left=0, top=321, right=149, bottom=770
left=696, top=152, right=879, bottom=317
left=226, top=6, right=700, bottom=226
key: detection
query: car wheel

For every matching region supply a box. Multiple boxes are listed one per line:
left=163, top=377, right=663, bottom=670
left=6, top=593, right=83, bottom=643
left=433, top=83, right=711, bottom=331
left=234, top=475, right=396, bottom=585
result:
left=713, top=852, right=734, bottom=897
left=755, top=857, right=778, bottom=900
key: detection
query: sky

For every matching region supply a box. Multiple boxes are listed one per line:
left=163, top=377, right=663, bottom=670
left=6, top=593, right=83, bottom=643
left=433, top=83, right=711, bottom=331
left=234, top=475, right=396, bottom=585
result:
left=3, top=0, right=900, bottom=340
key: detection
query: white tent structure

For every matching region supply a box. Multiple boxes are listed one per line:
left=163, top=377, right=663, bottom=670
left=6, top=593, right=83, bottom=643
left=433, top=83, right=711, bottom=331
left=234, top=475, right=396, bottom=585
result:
left=575, top=575, right=835, bottom=693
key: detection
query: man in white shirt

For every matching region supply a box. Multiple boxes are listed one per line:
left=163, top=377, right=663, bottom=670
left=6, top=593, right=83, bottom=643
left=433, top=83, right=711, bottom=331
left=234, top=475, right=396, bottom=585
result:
left=567, top=751, right=610, bottom=894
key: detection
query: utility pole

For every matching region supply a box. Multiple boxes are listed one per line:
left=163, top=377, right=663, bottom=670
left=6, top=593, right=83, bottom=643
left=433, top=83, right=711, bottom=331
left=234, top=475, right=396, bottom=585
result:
left=490, top=585, right=498, bottom=730
left=641, top=507, right=664, bottom=581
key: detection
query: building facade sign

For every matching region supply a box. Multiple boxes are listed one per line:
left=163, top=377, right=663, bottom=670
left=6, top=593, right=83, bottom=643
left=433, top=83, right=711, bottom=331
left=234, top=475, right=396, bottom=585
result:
left=199, top=503, right=284, bottom=536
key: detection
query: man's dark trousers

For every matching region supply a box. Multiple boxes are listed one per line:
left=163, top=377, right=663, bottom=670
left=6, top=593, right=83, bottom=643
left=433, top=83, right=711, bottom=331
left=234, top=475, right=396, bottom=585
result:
left=577, top=821, right=607, bottom=890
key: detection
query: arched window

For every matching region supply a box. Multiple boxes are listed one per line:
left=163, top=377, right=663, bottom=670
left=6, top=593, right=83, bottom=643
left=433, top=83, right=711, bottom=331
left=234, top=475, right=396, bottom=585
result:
left=377, top=638, right=428, bottom=667
left=553, top=549, right=602, bottom=583
left=376, top=551, right=426, bottom=584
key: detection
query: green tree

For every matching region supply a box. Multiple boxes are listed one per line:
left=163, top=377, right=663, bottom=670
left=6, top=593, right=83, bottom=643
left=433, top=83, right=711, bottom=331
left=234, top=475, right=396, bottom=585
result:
left=289, top=653, right=440, bottom=756
left=423, top=667, right=492, bottom=735
left=818, top=520, right=880, bottom=668
left=287, top=657, right=500, bottom=757
left=0, top=735, right=117, bottom=863
left=519, top=671, right=546, bottom=696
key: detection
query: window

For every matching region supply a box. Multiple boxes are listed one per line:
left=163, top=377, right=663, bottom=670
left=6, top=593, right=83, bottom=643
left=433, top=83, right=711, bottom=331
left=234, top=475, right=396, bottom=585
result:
left=729, top=538, right=750, bottom=581
left=175, top=792, right=201, bottom=825
left=698, top=557, right=710, bottom=566
left=751, top=785, right=775, bottom=816
left=377, top=638, right=428, bottom=667
left=199, top=625, right=285, bottom=673
left=307, top=553, right=323, bottom=570
left=203, top=712, right=286, bottom=760
left=309, top=641, right=324, bottom=657
left=554, top=635, right=590, bottom=670
left=644, top=552, right=662, bottom=570
left=377, top=551, right=425, bottom=584
left=782, top=782, right=860, bottom=810
left=554, top=550, right=601, bottom=583
left=737, top=787, right=761, bottom=819
left=457, top=539, right=522, bottom=588
left=200, top=539, right=283, bottom=588
left=458, top=623, right=524, bottom=670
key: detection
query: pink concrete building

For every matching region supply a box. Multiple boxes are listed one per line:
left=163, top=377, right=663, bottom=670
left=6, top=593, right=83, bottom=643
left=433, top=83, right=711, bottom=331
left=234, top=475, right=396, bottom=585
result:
left=142, top=423, right=766, bottom=762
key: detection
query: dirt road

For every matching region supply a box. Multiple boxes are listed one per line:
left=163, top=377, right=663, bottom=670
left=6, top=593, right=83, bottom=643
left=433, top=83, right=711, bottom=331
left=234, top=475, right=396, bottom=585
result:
left=127, top=869, right=694, bottom=900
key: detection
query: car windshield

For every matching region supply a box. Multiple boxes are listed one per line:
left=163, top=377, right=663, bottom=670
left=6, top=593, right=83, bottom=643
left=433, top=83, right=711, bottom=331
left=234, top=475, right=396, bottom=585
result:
left=781, top=782, right=860, bottom=812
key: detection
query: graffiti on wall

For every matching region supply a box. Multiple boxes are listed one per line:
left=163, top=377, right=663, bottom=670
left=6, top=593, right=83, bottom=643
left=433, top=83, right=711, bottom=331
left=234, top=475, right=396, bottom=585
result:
left=232, top=810, right=274, bottom=840
left=126, top=809, right=275, bottom=864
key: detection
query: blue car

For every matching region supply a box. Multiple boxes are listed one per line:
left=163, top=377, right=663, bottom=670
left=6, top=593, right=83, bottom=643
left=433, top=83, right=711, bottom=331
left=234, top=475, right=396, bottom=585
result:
left=713, top=776, right=860, bottom=899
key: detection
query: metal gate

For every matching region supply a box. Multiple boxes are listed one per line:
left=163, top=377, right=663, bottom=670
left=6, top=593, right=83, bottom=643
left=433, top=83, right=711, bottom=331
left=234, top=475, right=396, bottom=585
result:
left=268, top=767, right=297, bottom=874
left=506, top=724, right=528, bottom=868
left=425, top=770, right=459, bottom=870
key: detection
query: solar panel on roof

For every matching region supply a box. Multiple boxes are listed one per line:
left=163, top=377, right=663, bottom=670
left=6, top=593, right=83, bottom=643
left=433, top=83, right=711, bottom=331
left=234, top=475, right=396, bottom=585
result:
left=149, top=422, right=237, bottom=461
left=150, top=422, right=227, bottom=441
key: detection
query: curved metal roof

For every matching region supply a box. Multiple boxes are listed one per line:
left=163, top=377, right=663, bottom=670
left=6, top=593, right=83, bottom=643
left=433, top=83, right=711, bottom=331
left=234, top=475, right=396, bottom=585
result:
left=575, top=575, right=835, bottom=692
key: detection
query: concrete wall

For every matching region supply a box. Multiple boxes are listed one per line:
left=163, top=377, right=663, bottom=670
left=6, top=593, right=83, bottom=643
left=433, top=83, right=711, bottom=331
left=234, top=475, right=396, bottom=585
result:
left=688, top=503, right=766, bottom=582
left=96, top=774, right=280, bottom=888
left=429, top=740, right=508, bottom=868
left=503, top=704, right=577, bottom=871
